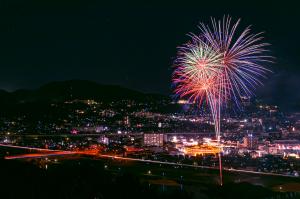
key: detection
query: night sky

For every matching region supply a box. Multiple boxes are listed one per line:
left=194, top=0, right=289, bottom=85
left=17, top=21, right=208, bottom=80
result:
left=0, top=1, right=299, bottom=109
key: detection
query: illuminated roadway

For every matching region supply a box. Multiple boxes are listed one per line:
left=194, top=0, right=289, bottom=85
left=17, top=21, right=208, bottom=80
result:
left=0, top=144, right=297, bottom=178
left=0, top=143, right=62, bottom=151
left=96, top=154, right=298, bottom=178
left=4, top=151, right=78, bottom=159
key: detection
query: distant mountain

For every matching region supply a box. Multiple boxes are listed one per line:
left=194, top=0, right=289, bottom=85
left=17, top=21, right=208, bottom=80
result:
left=0, top=80, right=169, bottom=104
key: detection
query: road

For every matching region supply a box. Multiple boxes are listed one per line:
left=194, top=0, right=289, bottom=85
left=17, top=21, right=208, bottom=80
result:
left=0, top=143, right=298, bottom=178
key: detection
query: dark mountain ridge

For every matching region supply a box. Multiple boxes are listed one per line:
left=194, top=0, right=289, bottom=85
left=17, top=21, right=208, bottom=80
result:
left=0, top=80, right=169, bottom=104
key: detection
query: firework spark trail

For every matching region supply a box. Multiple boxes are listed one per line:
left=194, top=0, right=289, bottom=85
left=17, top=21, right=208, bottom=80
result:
left=173, top=16, right=272, bottom=185
left=173, top=16, right=271, bottom=139
left=198, top=17, right=272, bottom=107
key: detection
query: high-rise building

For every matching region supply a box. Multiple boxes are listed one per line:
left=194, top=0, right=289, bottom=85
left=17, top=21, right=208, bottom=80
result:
left=243, top=134, right=259, bottom=149
left=97, top=135, right=109, bottom=145
left=143, top=133, right=165, bottom=147
left=124, top=116, right=130, bottom=127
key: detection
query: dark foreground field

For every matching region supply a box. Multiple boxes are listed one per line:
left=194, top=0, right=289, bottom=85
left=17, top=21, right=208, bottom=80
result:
left=1, top=146, right=300, bottom=199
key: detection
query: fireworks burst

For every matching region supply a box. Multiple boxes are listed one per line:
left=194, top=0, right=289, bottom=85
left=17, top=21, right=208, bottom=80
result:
left=173, top=16, right=272, bottom=140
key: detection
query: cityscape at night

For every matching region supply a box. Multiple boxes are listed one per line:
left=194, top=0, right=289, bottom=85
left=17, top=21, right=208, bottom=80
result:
left=1, top=1, right=300, bottom=199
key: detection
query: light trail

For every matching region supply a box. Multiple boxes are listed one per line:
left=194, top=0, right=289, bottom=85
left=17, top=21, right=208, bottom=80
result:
left=0, top=144, right=98, bottom=159
left=5, top=151, right=77, bottom=160
left=1, top=144, right=296, bottom=178
left=96, top=154, right=298, bottom=178
left=0, top=143, right=61, bottom=152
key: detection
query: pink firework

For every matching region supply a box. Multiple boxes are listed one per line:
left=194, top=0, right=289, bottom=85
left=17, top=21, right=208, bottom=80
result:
left=173, top=16, right=272, bottom=140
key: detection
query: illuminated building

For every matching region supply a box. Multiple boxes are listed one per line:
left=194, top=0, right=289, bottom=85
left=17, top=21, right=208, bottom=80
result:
left=97, top=135, right=109, bottom=145
left=274, top=140, right=300, bottom=151
left=124, top=116, right=130, bottom=127
left=243, top=134, right=259, bottom=149
left=143, top=133, right=166, bottom=147
left=158, top=122, right=162, bottom=128
left=177, top=99, right=191, bottom=104
left=183, top=145, right=221, bottom=156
